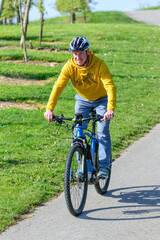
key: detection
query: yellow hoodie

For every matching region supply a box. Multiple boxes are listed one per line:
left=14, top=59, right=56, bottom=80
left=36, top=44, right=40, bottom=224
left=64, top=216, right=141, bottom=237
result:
left=46, top=50, right=116, bottom=111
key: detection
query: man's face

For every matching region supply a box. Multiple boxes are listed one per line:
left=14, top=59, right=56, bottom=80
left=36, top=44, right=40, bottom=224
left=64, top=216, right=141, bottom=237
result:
left=72, top=50, right=89, bottom=66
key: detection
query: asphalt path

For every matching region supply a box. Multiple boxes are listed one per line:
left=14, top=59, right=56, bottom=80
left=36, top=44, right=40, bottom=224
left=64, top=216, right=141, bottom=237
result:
left=1, top=10, right=160, bottom=240
left=125, top=10, right=160, bottom=26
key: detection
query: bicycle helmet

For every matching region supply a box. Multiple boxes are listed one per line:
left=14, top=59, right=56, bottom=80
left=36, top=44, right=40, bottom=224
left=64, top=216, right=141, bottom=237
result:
left=69, top=37, right=90, bottom=51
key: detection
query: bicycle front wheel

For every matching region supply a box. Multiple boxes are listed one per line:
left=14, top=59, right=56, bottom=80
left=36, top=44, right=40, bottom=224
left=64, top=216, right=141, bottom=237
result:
left=64, top=143, right=88, bottom=216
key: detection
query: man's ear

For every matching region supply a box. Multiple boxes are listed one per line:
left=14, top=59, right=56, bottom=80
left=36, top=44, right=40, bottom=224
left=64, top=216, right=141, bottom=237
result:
left=87, top=50, right=89, bottom=55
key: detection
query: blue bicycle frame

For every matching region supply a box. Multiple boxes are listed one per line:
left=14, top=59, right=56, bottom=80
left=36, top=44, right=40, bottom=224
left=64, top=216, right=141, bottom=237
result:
left=76, top=123, right=99, bottom=181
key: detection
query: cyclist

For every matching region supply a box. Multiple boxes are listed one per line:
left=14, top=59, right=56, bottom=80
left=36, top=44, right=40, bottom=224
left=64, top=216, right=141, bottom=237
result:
left=44, top=36, right=116, bottom=178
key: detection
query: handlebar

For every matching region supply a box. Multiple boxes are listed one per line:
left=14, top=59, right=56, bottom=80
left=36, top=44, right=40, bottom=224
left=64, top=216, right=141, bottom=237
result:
left=53, top=114, right=73, bottom=124
left=53, top=112, right=104, bottom=125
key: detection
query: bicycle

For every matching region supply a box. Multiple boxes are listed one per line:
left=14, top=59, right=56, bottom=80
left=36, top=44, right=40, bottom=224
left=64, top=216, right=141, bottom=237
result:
left=53, top=110, right=111, bottom=216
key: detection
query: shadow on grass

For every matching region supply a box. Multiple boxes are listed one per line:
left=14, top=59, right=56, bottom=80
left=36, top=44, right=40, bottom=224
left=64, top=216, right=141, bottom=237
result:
left=0, top=158, right=30, bottom=168
left=0, top=35, right=57, bottom=42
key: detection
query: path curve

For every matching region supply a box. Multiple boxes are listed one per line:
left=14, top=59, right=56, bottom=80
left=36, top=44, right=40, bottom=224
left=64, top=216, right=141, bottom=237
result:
left=125, top=10, right=160, bottom=26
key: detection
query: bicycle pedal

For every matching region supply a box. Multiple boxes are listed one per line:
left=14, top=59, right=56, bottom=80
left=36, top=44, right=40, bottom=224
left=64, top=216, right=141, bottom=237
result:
left=97, top=175, right=108, bottom=180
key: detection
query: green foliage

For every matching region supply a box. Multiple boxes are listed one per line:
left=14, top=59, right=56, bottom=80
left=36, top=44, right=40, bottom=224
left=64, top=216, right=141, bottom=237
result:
left=0, top=0, right=41, bottom=25
left=0, top=11, right=160, bottom=232
left=38, top=0, right=44, bottom=13
left=1, top=0, right=15, bottom=23
left=55, top=0, right=90, bottom=14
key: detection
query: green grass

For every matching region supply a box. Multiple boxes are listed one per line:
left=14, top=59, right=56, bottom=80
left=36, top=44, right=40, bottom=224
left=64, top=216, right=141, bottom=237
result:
left=0, top=62, right=63, bottom=80
left=0, top=11, right=160, bottom=232
left=140, top=5, right=160, bottom=10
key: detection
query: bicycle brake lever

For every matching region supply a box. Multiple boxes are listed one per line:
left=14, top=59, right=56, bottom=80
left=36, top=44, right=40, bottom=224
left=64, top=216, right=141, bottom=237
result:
left=97, top=115, right=104, bottom=123
left=54, top=116, right=63, bottom=124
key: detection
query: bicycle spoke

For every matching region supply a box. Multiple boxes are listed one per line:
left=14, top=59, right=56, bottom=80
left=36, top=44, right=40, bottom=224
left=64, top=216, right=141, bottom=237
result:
left=64, top=144, right=88, bottom=216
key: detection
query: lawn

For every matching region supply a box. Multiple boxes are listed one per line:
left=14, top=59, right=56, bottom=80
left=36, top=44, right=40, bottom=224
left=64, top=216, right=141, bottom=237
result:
left=0, top=11, right=160, bottom=232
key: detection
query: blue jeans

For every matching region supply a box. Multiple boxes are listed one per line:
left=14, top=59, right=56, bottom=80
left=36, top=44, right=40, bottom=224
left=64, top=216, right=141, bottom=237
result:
left=75, top=94, right=111, bottom=169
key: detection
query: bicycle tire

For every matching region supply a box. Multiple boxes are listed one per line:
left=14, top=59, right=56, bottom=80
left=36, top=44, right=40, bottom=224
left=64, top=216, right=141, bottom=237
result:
left=94, top=142, right=111, bottom=195
left=64, top=143, right=88, bottom=216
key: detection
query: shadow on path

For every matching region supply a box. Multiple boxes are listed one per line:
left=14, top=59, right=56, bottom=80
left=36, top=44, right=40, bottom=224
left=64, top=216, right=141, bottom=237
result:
left=79, top=185, right=160, bottom=221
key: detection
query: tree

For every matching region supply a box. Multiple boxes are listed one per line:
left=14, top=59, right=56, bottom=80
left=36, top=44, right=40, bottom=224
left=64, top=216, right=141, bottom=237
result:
left=55, top=0, right=81, bottom=24
left=0, top=0, right=23, bottom=25
left=0, top=0, right=15, bottom=24
left=0, top=0, right=5, bottom=17
left=0, top=0, right=37, bottom=25
left=80, top=0, right=91, bottom=23
left=19, top=0, right=31, bottom=49
left=19, top=0, right=31, bottom=61
left=55, top=0, right=94, bottom=23
left=14, top=0, right=21, bottom=24
left=38, top=0, right=44, bottom=47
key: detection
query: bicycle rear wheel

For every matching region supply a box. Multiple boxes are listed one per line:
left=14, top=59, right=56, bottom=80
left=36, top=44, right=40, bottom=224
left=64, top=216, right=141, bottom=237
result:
left=94, top=142, right=111, bottom=195
left=94, top=168, right=111, bottom=194
left=64, top=143, right=88, bottom=216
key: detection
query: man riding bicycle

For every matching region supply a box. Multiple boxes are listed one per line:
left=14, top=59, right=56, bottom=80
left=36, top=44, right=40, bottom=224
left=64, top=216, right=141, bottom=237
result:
left=44, top=36, right=116, bottom=178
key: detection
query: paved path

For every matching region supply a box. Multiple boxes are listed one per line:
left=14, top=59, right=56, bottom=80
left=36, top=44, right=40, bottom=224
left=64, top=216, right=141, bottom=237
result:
left=125, top=10, right=160, bottom=26
left=0, top=123, right=160, bottom=240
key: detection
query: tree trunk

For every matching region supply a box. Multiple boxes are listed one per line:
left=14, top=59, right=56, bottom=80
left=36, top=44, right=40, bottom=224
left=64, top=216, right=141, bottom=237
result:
left=15, top=5, right=20, bottom=24
left=19, top=0, right=28, bottom=62
left=71, top=12, right=76, bottom=24
left=9, top=18, right=13, bottom=25
left=0, top=0, right=5, bottom=17
left=20, top=0, right=31, bottom=48
left=39, top=11, right=44, bottom=47
left=83, top=12, right=86, bottom=23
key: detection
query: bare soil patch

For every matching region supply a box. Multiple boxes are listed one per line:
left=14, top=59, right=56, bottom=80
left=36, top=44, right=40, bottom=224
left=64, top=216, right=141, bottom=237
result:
left=42, top=41, right=66, bottom=45
left=0, top=59, right=64, bottom=67
left=0, top=44, right=68, bottom=53
left=0, top=45, right=20, bottom=50
left=0, top=42, right=65, bottom=109
left=0, top=75, right=53, bottom=86
left=0, top=101, right=45, bottom=110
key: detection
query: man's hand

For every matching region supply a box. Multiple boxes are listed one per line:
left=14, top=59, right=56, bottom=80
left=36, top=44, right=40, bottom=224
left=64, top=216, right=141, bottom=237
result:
left=104, top=110, right=114, bottom=122
left=44, top=109, right=54, bottom=122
